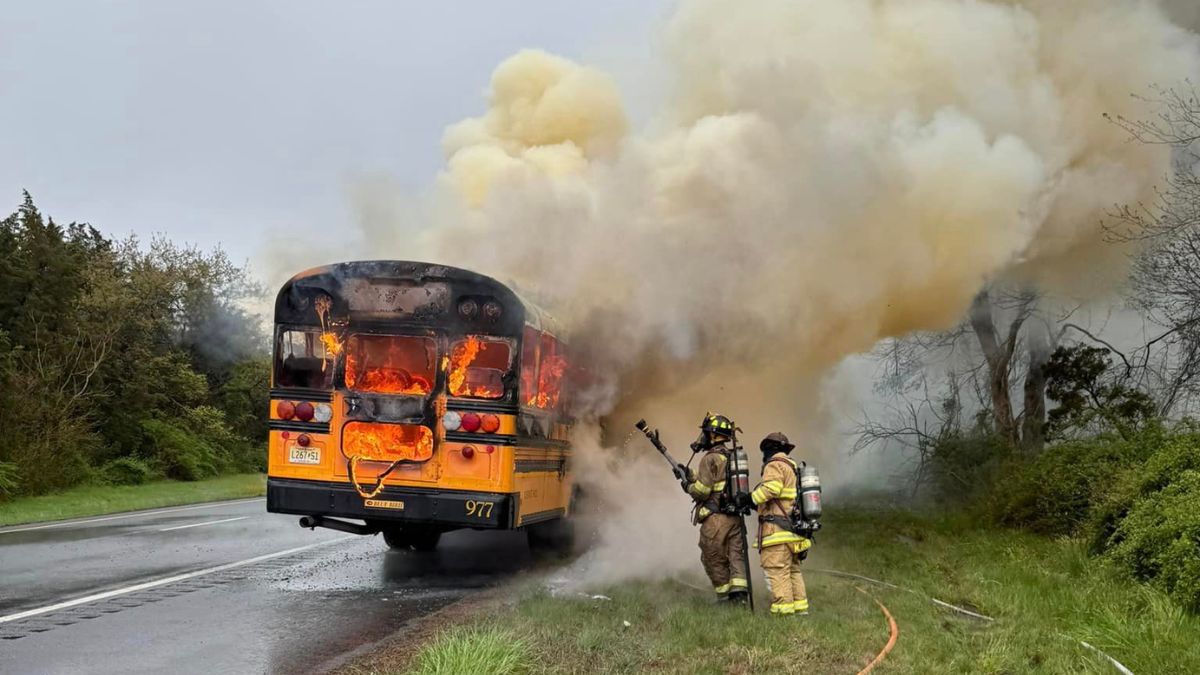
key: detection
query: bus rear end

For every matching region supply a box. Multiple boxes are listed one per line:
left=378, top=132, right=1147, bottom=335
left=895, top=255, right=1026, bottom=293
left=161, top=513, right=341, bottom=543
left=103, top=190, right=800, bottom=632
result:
left=265, top=261, right=573, bottom=551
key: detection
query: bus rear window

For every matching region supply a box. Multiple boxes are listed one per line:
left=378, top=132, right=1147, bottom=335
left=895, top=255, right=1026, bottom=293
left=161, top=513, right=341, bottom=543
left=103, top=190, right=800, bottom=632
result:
left=276, top=329, right=334, bottom=389
left=345, top=334, right=436, bottom=395
left=449, top=337, right=511, bottom=399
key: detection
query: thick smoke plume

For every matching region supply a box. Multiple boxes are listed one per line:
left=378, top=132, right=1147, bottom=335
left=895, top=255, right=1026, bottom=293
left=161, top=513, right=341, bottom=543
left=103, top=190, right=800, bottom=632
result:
left=358, top=0, right=1200, bottom=584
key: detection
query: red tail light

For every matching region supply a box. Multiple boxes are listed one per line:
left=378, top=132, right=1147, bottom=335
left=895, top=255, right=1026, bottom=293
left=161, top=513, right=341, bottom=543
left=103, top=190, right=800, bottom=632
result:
left=276, top=401, right=296, bottom=420
left=461, top=445, right=476, bottom=459
left=481, top=414, right=500, bottom=434
left=460, top=412, right=482, bottom=433
left=295, top=402, right=315, bottom=422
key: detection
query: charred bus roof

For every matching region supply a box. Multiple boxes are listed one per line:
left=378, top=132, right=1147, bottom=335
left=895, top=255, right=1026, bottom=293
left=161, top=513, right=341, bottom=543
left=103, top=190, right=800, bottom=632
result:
left=274, top=260, right=560, bottom=338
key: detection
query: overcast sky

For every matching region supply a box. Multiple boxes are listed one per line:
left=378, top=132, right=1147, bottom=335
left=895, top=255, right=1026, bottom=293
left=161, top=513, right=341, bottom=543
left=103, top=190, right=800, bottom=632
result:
left=1, top=2, right=668, bottom=267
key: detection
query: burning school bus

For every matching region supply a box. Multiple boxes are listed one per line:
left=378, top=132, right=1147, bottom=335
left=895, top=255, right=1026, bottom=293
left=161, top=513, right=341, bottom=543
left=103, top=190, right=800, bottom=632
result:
left=266, top=261, right=574, bottom=551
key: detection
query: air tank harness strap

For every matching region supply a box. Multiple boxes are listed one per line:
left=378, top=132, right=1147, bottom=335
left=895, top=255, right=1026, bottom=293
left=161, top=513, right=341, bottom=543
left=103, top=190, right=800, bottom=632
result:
left=346, top=455, right=406, bottom=500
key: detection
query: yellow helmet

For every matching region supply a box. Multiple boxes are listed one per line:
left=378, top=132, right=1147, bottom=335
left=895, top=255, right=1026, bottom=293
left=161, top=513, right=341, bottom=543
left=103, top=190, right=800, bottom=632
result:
left=700, top=413, right=735, bottom=439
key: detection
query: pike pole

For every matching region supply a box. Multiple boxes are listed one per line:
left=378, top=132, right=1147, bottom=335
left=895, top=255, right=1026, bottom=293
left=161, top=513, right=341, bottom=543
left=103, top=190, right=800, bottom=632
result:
left=634, top=419, right=689, bottom=482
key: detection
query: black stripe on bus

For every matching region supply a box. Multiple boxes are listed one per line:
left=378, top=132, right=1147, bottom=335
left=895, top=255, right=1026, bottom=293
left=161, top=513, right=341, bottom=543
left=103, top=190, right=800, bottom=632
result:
left=520, top=508, right=566, bottom=526
left=514, top=459, right=567, bottom=474
left=270, top=388, right=334, bottom=402
left=269, top=420, right=332, bottom=434
left=447, top=400, right=519, bottom=414
left=444, top=431, right=569, bottom=450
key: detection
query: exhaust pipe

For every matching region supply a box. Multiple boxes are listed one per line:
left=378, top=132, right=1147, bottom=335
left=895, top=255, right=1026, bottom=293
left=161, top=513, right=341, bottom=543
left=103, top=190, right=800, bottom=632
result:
left=298, top=515, right=380, bottom=536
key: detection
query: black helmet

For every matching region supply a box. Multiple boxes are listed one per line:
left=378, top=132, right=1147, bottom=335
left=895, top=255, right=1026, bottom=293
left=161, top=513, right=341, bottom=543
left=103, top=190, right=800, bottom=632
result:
left=760, top=431, right=795, bottom=457
left=700, top=413, right=735, bottom=440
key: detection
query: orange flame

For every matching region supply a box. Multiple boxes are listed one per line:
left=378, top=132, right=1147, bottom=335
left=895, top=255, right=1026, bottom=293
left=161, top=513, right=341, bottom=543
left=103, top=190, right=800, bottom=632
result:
left=343, top=422, right=433, bottom=462
left=345, top=350, right=431, bottom=394
left=345, top=336, right=433, bottom=395
left=449, top=336, right=482, bottom=396
left=533, top=354, right=567, bottom=408
left=314, top=295, right=343, bottom=372
left=448, top=337, right=505, bottom=398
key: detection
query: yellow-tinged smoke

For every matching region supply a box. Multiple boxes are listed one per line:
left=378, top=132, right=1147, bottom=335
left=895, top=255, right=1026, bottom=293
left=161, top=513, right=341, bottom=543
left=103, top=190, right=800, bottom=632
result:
left=418, top=0, right=1199, bottom=584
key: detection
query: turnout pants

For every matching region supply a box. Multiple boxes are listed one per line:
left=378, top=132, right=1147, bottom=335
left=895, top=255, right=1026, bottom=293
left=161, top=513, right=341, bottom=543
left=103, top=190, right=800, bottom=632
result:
left=761, top=543, right=808, bottom=614
left=698, top=513, right=747, bottom=596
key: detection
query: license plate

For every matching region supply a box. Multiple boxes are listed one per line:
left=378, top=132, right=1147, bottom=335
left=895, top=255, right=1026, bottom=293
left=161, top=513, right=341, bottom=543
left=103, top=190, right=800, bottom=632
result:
left=288, top=446, right=320, bottom=465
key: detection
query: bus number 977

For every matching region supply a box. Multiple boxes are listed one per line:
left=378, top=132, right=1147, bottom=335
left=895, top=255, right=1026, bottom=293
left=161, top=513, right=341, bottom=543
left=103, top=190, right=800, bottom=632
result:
left=466, top=500, right=494, bottom=519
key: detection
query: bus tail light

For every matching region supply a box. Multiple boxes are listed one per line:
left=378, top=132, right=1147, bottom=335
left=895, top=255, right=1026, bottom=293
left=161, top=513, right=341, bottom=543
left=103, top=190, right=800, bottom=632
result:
left=277, top=401, right=296, bottom=420
left=460, top=412, right=482, bottom=433
left=480, top=414, right=500, bottom=434
left=313, top=403, right=333, bottom=423
left=461, top=445, right=476, bottom=459
left=297, top=434, right=311, bottom=447
left=443, top=411, right=462, bottom=432
left=295, top=402, right=315, bottom=422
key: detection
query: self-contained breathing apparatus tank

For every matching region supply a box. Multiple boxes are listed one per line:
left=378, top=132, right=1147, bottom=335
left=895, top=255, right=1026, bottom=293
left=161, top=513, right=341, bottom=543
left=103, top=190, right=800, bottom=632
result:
left=727, top=444, right=751, bottom=507
left=799, top=464, right=822, bottom=522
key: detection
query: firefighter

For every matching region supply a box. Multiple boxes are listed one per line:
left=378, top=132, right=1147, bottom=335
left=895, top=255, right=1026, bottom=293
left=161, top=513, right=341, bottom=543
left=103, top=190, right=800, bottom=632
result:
left=749, top=432, right=811, bottom=616
left=680, top=413, right=749, bottom=603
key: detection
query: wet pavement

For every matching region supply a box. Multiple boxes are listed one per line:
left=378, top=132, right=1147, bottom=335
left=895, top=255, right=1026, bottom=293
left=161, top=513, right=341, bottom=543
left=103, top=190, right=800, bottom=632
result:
left=0, top=499, right=535, bottom=674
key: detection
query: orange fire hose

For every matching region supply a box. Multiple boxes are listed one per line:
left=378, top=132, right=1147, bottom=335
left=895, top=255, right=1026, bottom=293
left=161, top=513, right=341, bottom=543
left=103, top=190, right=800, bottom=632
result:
left=854, top=586, right=899, bottom=675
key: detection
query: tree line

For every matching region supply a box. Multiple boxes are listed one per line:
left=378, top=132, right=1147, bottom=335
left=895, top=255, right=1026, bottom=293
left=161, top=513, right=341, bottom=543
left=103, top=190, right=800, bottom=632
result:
left=0, top=192, right=269, bottom=497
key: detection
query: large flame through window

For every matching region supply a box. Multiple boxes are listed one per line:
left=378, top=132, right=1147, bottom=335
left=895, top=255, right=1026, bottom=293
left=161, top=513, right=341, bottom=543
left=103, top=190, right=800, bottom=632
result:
left=342, top=422, right=433, bottom=462
left=449, top=336, right=510, bottom=399
left=534, top=333, right=566, bottom=409
left=345, top=334, right=436, bottom=395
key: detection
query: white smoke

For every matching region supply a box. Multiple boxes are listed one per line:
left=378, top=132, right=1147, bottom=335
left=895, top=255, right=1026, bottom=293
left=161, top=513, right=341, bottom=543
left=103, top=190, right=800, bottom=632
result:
left=343, top=0, right=1200, bottom=584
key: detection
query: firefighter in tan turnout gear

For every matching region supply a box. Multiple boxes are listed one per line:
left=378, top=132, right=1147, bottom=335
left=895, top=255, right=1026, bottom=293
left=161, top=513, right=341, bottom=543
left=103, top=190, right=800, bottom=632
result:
left=680, top=414, right=749, bottom=604
left=751, top=432, right=811, bottom=615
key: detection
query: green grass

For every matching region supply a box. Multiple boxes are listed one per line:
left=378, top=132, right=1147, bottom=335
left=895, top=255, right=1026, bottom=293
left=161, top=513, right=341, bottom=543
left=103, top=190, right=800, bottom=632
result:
left=412, top=626, right=529, bottom=675
left=0, top=473, right=266, bottom=526
left=394, top=508, right=1200, bottom=674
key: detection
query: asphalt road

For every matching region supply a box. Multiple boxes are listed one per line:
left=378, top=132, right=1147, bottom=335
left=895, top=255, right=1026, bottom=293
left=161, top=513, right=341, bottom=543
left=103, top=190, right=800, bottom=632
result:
left=0, top=498, right=535, bottom=674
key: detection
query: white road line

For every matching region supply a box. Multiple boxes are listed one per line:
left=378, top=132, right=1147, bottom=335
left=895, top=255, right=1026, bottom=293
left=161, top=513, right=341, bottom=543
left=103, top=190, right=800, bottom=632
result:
left=0, top=536, right=354, bottom=625
left=159, top=516, right=249, bottom=532
left=0, top=498, right=265, bottom=535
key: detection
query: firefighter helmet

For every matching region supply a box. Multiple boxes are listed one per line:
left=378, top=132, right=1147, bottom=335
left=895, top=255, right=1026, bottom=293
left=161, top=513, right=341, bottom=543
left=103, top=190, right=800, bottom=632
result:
left=700, top=413, right=735, bottom=440
left=760, top=431, right=795, bottom=457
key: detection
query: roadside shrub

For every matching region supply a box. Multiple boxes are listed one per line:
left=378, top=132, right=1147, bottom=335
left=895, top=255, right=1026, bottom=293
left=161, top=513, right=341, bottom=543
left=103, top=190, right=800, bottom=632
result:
left=991, top=433, right=1152, bottom=535
left=1087, top=430, right=1200, bottom=553
left=101, top=457, right=155, bottom=486
left=0, top=461, right=20, bottom=499
left=927, top=432, right=1011, bottom=504
left=141, top=418, right=221, bottom=481
left=1105, top=470, right=1200, bottom=612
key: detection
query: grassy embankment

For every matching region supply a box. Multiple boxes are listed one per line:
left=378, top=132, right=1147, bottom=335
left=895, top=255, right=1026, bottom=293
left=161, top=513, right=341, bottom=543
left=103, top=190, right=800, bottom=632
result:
left=354, top=508, right=1200, bottom=674
left=0, top=473, right=266, bottom=527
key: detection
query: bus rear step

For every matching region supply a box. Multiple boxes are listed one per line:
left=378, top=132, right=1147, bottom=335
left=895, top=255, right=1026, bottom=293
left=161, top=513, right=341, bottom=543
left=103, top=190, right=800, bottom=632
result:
left=298, top=515, right=380, bottom=536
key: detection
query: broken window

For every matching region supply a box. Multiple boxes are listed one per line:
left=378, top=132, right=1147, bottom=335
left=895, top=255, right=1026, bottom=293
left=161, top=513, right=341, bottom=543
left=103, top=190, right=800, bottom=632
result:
left=448, top=336, right=511, bottom=399
left=344, top=334, right=436, bottom=395
left=275, top=329, right=334, bottom=389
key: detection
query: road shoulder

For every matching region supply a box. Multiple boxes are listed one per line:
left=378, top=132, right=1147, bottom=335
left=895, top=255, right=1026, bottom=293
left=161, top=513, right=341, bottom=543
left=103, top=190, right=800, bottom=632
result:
left=0, top=473, right=266, bottom=527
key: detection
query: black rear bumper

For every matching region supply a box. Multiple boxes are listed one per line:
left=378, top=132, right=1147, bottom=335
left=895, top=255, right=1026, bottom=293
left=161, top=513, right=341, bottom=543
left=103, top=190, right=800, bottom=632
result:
left=267, top=477, right=516, bottom=529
